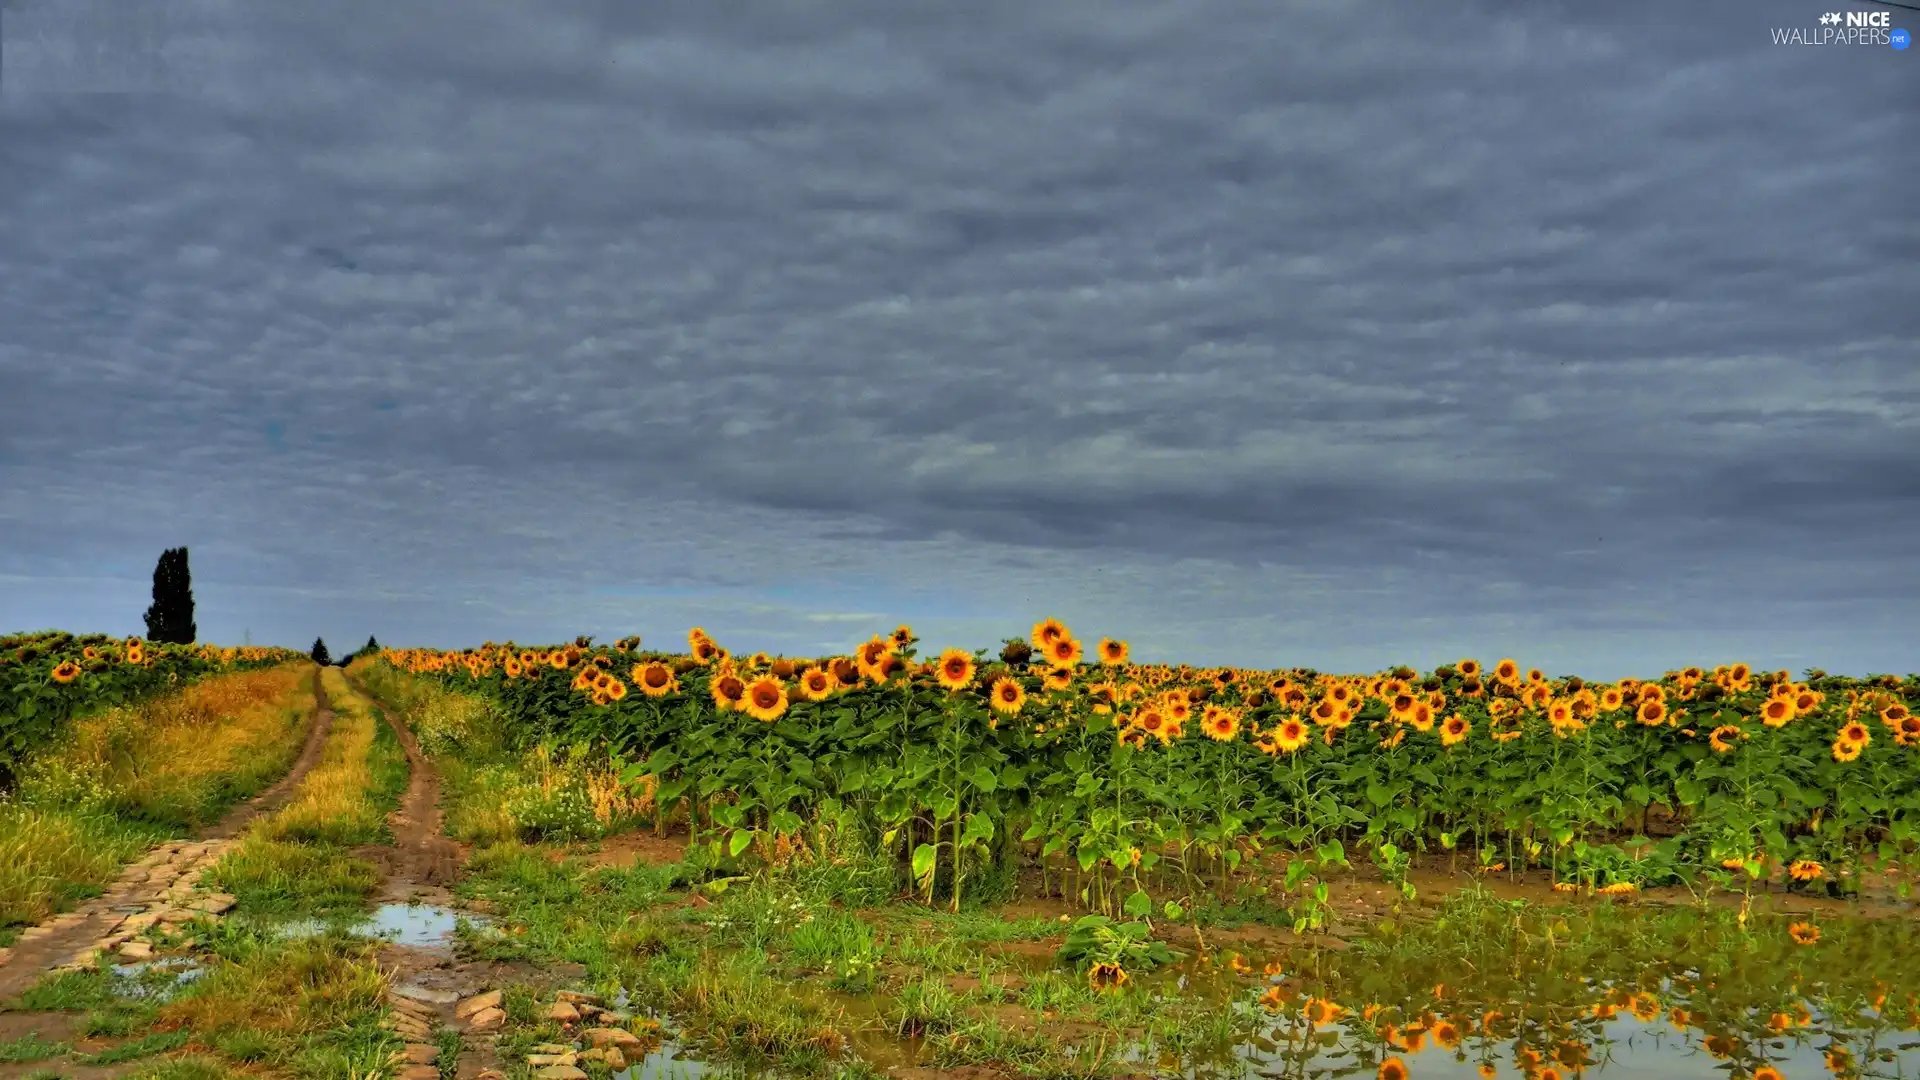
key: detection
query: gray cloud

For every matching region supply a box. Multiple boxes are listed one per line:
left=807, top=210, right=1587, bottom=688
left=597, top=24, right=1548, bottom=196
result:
left=2, top=0, right=1916, bottom=679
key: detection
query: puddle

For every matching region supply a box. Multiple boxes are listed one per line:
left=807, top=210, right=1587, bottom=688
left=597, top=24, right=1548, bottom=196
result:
left=361, top=903, right=489, bottom=947
left=268, top=903, right=490, bottom=948
left=612, top=1042, right=711, bottom=1080
left=109, top=957, right=204, bottom=998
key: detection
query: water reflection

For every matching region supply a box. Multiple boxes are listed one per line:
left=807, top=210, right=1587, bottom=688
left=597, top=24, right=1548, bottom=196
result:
left=1170, top=898, right=1920, bottom=1080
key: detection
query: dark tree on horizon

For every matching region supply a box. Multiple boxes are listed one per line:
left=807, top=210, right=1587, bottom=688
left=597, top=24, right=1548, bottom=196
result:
left=311, top=637, right=330, bottom=665
left=142, top=547, right=196, bottom=643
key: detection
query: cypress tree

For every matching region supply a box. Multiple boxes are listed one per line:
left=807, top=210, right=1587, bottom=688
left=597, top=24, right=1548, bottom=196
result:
left=142, top=547, right=197, bottom=643
left=311, top=637, right=331, bottom=665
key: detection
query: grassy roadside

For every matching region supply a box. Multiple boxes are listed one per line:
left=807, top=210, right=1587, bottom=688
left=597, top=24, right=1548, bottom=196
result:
left=206, top=667, right=409, bottom=917
left=0, top=663, right=318, bottom=940
left=348, top=657, right=648, bottom=846
left=4, top=666, right=411, bottom=1080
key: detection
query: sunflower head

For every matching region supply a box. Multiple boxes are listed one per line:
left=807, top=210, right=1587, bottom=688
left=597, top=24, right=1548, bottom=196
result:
left=50, top=659, right=81, bottom=684
left=1088, top=961, right=1128, bottom=992
left=741, top=675, right=788, bottom=722
left=1047, top=637, right=1084, bottom=667
left=935, top=649, right=976, bottom=692
left=1032, top=619, right=1071, bottom=649
left=989, top=676, right=1026, bottom=715
left=1098, top=637, right=1129, bottom=665
left=712, top=672, right=748, bottom=712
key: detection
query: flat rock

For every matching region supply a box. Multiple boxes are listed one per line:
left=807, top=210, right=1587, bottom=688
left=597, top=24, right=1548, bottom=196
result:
left=397, top=1067, right=441, bottom=1080
left=535, top=1068, right=588, bottom=1080
left=553, top=990, right=602, bottom=1005
left=401, top=1044, right=440, bottom=1064
left=464, top=1006, right=506, bottom=1032
left=117, top=941, right=156, bottom=961
left=582, top=1028, right=644, bottom=1049
left=545, top=1001, right=580, bottom=1024
left=189, top=893, right=237, bottom=915
left=526, top=1053, right=577, bottom=1067
left=453, top=989, right=503, bottom=1018
left=395, top=984, right=462, bottom=1005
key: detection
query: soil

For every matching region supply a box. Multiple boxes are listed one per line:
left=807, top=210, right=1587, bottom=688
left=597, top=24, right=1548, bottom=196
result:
left=576, top=830, right=689, bottom=869
left=346, top=672, right=538, bottom=1080
left=352, top=682, right=461, bottom=903
left=0, top=667, right=338, bottom=1001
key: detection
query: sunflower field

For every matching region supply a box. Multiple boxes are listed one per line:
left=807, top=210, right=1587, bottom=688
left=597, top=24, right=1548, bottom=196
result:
left=0, top=629, right=305, bottom=787
left=373, top=622, right=1920, bottom=915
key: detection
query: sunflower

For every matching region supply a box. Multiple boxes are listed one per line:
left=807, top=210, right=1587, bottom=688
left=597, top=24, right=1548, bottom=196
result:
left=1839, top=721, right=1870, bottom=746
left=935, top=649, right=976, bottom=692
left=1626, top=993, right=1661, bottom=1022
left=1432, top=1020, right=1461, bottom=1050
left=1274, top=718, right=1310, bottom=754
left=1455, top=658, right=1480, bottom=678
left=990, top=676, right=1027, bottom=715
left=1439, top=715, right=1470, bottom=747
left=1032, top=619, right=1071, bottom=649
left=1637, top=700, right=1668, bottom=727
left=1788, top=859, right=1825, bottom=883
left=1135, top=708, right=1169, bottom=744
left=1098, top=638, right=1129, bottom=665
left=1088, top=961, right=1128, bottom=992
left=1492, top=658, right=1519, bottom=685
left=1754, top=1067, right=1784, bottom=1080
left=1708, top=725, right=1743, bottom=753
left=632, top=662, right=677, bottom=698
left=740, top=675, right=788, bottom=722
left=1377, top=1058, right=1409, bottom=1080
left=890, top=624, right=915, bottom=650
left=1832, top=739, right=1862, bottom=763
left=1758, top=697, right=1794, bottom=727
left=709, top=674, right=747, bottom=713
left=126, top=644, right=146, bottom=665
left=1302, top=997, right=1342, bottom=1025
left=50, top=659, right=81, bottom=683
left=1042, top=666, right=1074, bottom=692
left=1898, top=714, right=1920, bottom=747
left=798, top=666, right=834, bottom=701
left=1046, top=637, right=1084, bottom=666
left=1257, top=985, right=1288, bottom=1011
left=606, top=679, right=628, bottom=702
left=1201, top=705, right=1241, bottom=742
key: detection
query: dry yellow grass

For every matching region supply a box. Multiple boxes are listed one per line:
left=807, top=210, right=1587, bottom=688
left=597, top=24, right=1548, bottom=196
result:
left=58, top=664, right=317, bottom=827
left=255, top=668, right=387, bottom=845
left=1, top=663, right=316, bottom=929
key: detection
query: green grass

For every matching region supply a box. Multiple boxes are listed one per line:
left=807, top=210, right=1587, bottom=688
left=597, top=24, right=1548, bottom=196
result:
left=205, top=836, right=381, bottom=916
left=0, top=1033, right=68, bottom=1064
left=74, top=1029, right=192, bottom=1065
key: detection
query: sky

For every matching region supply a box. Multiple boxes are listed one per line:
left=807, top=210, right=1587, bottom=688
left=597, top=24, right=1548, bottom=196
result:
left=1, top=0, right=1915, bottom=680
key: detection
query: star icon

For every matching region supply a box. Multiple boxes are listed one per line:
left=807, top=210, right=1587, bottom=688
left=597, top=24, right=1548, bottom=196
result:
left=1820, top=11, right=1841, bottom=24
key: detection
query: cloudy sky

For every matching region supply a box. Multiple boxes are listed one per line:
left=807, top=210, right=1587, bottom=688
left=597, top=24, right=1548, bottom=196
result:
left=1, top=0, right=1914, bottom=679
